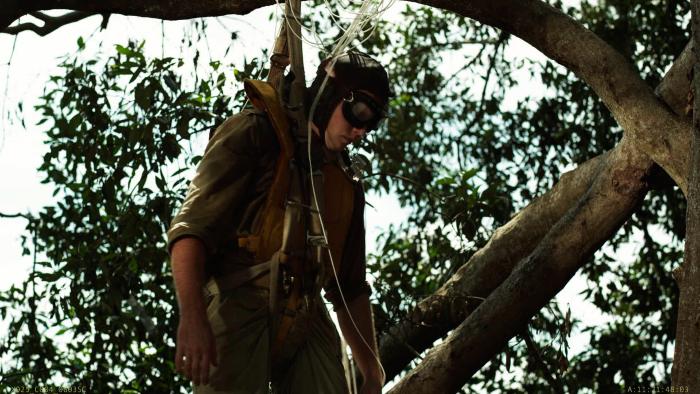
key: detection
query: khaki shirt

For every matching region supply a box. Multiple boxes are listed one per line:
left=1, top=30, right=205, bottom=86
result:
left=167, top=109, right=370, bottom=308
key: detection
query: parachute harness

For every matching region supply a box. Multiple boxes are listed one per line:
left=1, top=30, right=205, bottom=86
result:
left=267, top=0, right=396, bottom=386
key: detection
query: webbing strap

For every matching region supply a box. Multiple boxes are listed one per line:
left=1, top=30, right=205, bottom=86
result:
left=241, top=79, right=294, bottom=261
left=204, top=253, right=278, bottom=296
left=243, top=79, right=294, bottom=161
left=271, top=256, right=302, bottom=362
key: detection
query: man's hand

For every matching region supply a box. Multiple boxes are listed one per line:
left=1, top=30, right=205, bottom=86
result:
left=170, top=236, right=215, bottom=386
left=175, top=312, right=218, bottom=386
left=359, top=361, right=385, bottom=394
left=337, top=294, right=385, bottom=394
left=359, top=377, right=384, bottom=394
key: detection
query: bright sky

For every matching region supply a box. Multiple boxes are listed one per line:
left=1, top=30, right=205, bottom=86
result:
left=0, top=0, right=631, bottom=389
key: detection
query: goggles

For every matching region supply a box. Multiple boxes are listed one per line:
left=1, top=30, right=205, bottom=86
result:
left=341, top=91, right=385, bottom=132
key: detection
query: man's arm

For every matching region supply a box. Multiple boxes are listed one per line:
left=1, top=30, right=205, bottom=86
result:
left=171, top=236, right=217, bottom=386
left=337, top=293, right=385, bottom=393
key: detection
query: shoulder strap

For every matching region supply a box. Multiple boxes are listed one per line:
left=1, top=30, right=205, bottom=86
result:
left=243, top=79, right=295, bottom=161
left=237, top=79, right=296, bottom=264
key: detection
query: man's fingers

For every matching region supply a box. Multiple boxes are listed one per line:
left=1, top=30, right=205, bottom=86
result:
left=175, top=346, right=184, bottom=373
left=191, top=352, right=202, bottom=385
left=184, top=351, right=195, bottom=381
left=200, top=353, right=211, bottom=386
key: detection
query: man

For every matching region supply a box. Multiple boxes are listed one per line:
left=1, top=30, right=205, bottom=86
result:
left=167, top=52, right=390, bottom=393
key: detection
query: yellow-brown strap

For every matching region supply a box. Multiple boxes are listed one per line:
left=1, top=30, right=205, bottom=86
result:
left=243, top=79, right=294, bottom=161
left=270, top=255, right=303, bottom=363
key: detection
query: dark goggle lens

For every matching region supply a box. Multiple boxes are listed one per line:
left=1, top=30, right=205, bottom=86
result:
left=342, top=92, right=384, bottom=131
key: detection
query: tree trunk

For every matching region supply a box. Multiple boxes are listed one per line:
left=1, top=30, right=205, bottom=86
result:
left=388, top=136, right=652, bottom=393
left=379, top=150, right=605, bottom=380
left=379, top=42, right=694, bottom=382
left=671, top=2, right=700, bottom=388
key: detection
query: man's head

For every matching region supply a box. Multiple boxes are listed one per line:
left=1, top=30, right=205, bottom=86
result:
left=306, top=51, right=391, bottom=151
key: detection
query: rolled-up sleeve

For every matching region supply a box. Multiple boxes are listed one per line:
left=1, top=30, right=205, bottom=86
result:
left=167, top=112, right=259, bottom=255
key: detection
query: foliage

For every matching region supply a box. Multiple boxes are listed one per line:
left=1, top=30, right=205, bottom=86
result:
left=0, top=38, right=264, bottom=392
left=0, top=0, right=693, bottom=392
left=357, top=0, right=688, bottom=392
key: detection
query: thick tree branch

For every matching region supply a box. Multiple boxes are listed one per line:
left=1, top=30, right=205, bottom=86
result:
left=1, top=0, right=274, bottom=32
left=671, top=2, right=700, bottom=386
left=656, top=41, right=693, bottom=116
left=3, top=11, right=99, bottom=36
left=389, top=135, right=652, bottom=393
left=379, top=41, right=693, bottom=383
left=379, top=148, right=606, bottom=381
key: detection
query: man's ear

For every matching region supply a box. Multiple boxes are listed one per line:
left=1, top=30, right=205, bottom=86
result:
left=309, top=121, right=320, bottom=134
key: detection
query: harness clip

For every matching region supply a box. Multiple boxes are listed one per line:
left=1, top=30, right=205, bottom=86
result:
left=306, top=234, right=328, bottom=248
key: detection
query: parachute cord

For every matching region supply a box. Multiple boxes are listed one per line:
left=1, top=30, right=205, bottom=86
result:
left=267, top=0, right=394, bottom=382
left=272, top=0, right=397, bottom=55
left=303, top=3, right=391, bottom=382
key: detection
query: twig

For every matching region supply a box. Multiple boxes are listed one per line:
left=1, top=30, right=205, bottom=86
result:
left=362, top=171, right=447, bottom=202
left=0, top=211, right=30, bottom=220
left=1, top=32, right=18, bottom=151
left=521, top=329, right=567, bottom=393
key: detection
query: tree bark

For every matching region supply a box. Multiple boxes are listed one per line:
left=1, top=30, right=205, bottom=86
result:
left=379, top=42, right=693, bottom=382
left=671, top=2, right=700, bottom=388
left=379, top=149, right=606, bottom=380
left=389, top=135, right=652, bottom=393
left=428, top=0, right=692, bottom=194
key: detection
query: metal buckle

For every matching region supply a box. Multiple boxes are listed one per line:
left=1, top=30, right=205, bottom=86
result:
left=281, top=266, right=294, bottom=297
left=306, top=233, right=328, bottom=248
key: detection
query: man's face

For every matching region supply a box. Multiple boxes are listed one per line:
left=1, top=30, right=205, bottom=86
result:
left=321, top=90, right=384, bottom=151
left=323, top=101, right=369, bottom=151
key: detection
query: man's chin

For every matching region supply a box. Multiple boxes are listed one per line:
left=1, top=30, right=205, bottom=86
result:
left=327, top=144, right=345, bottom=152
left=325, top=140, right=346, bottom=152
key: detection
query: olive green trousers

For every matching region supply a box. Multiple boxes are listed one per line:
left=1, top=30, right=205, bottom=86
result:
left=193, top=286, right=349, bottom=394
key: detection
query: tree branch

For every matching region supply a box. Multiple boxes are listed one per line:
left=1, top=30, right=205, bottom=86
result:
left=1, top=0, right=277, bottom=32
left=0, top=211, right=30, bottom=220
left=378, top=41, right=693, bottom=383
left=5, top=0, right=691, bottom=193
left=389, top=134, right=652, bottom=393
left=3, top=11, right=101, bottom=36
left=379, top=147, right=606, bottom=381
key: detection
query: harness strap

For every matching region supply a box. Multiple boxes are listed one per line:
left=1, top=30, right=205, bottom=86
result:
left=238, top=79, right=295, bottom=261
left=203, top=252, right=279, bottom=296
left=270, top=254, right=303, bottom=363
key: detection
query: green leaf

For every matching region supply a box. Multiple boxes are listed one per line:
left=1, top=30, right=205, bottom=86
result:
left=134, top=82, right=152, bottom=109
left=129, top=258, right=138, bottom=273
left=162, top=134, right=181, bottom=159
left=163, top=74, right=179, bottom=92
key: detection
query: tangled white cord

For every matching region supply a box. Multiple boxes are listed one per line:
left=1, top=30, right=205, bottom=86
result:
left=265, top=0, right=396, bottom=386
left=292, top=0, right=396, bottom=385
left=272, top=0, right=396, bottom=56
